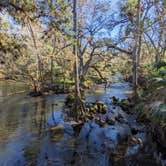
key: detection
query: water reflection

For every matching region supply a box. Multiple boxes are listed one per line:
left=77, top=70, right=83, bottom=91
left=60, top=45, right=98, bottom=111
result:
left=0, top=77, right=133, bottom=166
left=0, top=88, right=67, bottom=165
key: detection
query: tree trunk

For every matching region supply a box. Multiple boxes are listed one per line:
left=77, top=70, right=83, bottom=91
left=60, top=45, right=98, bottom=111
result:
left=137, top=35, right=142, bottom=66
left=27, top=19, right=42, bottom=93
left=73, top=0, right=80, bottom=97
left=71, top=0, right=86, bottom=119
left=51, top=56, right=54, bottom=85
left=132, top=0, right=141, bottom=99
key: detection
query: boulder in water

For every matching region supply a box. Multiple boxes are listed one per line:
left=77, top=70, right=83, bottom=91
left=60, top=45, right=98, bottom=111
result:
left=106, top=117, right=116, bottom=125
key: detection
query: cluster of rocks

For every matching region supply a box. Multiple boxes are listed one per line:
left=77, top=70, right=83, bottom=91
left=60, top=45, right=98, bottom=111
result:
left=51, top=96, right=163, bottom=165
left=86, top=101, right=107, bottom=114
left=112, top=96, right=133, bottom=114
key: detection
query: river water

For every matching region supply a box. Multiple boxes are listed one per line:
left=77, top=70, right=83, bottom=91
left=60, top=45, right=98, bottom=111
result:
left=0, top=76, right=160, bottom=166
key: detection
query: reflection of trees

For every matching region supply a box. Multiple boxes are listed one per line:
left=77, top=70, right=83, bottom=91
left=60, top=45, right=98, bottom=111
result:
left=0, top=103, right=19, bottom=143
left=33, top=98, right=47, bottom=136
left=0, top=81, right=28, bottom=97
left=0, top=81, right=8, bottom=98
left=23, top=139, right=41, bottom=166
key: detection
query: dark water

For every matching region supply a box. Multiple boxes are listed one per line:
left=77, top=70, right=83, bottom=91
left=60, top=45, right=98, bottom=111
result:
left=0, top=77, right=158, bottom=166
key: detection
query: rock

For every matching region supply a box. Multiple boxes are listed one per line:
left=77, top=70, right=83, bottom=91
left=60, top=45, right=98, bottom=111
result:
left=86, top=107, right=90, bottom=112
left=128, top=137, right=143, bottom=146
left=86, top=113, right=93, bottom=120
left=96, top=102, right=107, bottom=114
left=111, top=97, right=133, bottom=113
left=112, top=96, right=119, bottom=105
left=90, top=107, right=96, bottom=113
left=131, top=127, right=139, bottom=135
left=120, top=99, right=134, bottom=113
left=121, top=99, right=130, bottom=105
left=101, top=105, right=107, bottom=114
left=110, top=110, right=115, bottom=114
left=106, top=117, right=116, bottom=125
left=137, top=138, right=143, bottom=144
left=115, top=113, right=126, bottom=123
left=134, top=133, right=146, bottom=144
left=118, top=113, right=123, bottom=119
left=95, top=118, right=105, bottom=127
left=93, top=104, right=98, bottom=112
left=90, top=101, right=107, bottom=114
left=128, top=137, right=139, bottom=146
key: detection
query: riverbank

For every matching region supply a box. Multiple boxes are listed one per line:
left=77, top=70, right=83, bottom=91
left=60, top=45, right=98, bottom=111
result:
left=122, top=62, right=166, bottom=166
left=134, top=83, right=166, bottom=166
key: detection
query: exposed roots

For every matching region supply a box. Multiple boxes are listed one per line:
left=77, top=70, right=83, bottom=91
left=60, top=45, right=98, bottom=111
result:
left=65, top=93, right=86, bottom=120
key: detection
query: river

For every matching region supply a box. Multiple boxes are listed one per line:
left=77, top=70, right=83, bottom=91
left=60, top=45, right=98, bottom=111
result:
left=0, top=75, right=160, bottom=166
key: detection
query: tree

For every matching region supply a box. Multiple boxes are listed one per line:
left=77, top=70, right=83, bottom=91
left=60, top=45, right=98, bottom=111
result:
left=76, top=0, right=113, bottom=85
left=0, top=0, right=74, bottom=93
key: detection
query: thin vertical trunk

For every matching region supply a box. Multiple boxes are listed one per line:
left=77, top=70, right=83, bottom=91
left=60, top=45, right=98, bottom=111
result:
left=51, top=36, right=56, bottom=85
left=132, top=0, right=141, bottom=98
left=73, top=0, right=80, bottom=97
left=51, top=57, right=54, bottom=85
left=79, top=55, right=84, bottom=86
left=27, top=19, right=41, bottom=93
left=137, top=35, right=142, bottom=66
left=72, top=0, right=86, bottom=119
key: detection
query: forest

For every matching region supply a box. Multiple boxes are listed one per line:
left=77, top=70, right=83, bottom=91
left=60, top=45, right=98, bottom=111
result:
left=0, top=0, right=165, bottom=166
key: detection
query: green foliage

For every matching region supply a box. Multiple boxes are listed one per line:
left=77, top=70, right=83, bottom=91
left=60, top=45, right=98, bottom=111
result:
left=153, top=60, right=166, bottom=71
left=136, top=61, right=166, bottom=125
